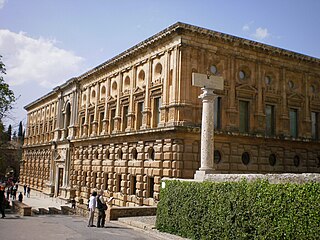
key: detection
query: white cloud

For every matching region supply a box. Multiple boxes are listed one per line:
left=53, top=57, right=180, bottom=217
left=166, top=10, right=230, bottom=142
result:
left=251, top=27, right=270, bottom=40
left=0, top=29, right=84, bottom=88
left=242, top=24, right=250, bottom=32
left=0, top=0, right=6, bottom=9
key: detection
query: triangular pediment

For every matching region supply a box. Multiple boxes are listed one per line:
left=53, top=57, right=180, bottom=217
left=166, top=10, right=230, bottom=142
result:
left=134, top=86, right=143, bottom=93
left=287, top=92, right=304, bottom=101
left=287, top=92, right=304, bottom=107
left=236, top=84, right=257, bottom=92
left=107, top=96, right=114, bottom=101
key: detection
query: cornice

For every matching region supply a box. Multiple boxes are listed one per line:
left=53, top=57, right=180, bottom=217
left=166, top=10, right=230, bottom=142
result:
left=25, top=22, right=319, bottom=111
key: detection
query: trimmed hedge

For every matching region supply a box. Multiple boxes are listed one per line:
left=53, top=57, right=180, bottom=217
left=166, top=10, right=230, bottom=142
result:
left=156, top=180, right=320, bottom=240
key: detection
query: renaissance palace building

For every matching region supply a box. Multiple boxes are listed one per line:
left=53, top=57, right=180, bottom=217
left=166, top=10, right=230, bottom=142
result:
left=19, top=23, right=320, bottom=206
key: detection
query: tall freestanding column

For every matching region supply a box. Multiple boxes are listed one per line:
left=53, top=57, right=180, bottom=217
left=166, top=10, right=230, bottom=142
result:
left=199, top=88, right=217, bottom=172
left=192, top=73, right=224, bottom=180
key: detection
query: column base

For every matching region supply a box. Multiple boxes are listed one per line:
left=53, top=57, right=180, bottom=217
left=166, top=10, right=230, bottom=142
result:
left=194, top=169, right=215, bottom=181
left=43, top=183, right=55, bottom=197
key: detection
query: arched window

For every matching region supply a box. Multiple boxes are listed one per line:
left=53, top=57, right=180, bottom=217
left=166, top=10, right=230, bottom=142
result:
left=241, top=152, right=250, bottom=165
left=82, top=94, right=87, bottom=106
left=65, top=102, right=71, bottom=129
left=131, top=148, right=138, bottom=160
left=111, top=81, right=117, bottom=96
left=101, top=86, right=106, bottom=99
left=124, top=76, right=130, bottom=91
left=154, top=63, right=162, bottom=80
left=118, top=148, right=123, bottom=160
left=148, top=147, right=155, bottom=160
left=138, top=70, right=145, bottom=83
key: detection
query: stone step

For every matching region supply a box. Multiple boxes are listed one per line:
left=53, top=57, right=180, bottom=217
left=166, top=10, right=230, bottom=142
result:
left=32, top=209, right=39, bottom=215
left=61, top=205, right=76, bottom=215
left=38, top=208, right=49, bottom=215
left=48, top=207, right=62, bottom=214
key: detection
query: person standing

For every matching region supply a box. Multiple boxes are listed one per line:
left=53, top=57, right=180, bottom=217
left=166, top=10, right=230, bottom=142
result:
left=27, top=186, right=31, bottom=197
left=12, top=186, right=17, bottom=200
left=87, top=191, right=97, bottom=227
left=96, top=190, right=106, bottom=228
left=6, top=187, right=10, bottom=200
left=23, top=184, right=27, bottom=196
left=18, top=192, right=23, bottom=202
left=0, top=185, right=6, bottom=218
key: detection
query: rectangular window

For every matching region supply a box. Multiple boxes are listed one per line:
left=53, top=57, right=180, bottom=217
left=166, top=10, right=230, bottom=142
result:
left=137, top=102, right=144, bottom=129
left=103, top=172, right=108, bottom=191
left=82, top=171, right=87, bottom=187
left=266, top=105, right=275, bottom=136
left=122, top=106, right=128, bottom=131
left=130, top=175, right=137, bottom=195
left=116, top=174, right=122, bottom=192
left=154, top=97, right=161, bottom=127
left=289, top=109, right=298, bottom=138
left=148, top=177, right=154, bottom=198
left=92, top=172, right=97, bottom=187
left=89, top=114, right=94, bottom=134
left=214, top=97, right=221, bottom=130
left=239, top=100, right=249, bottom=133
left=99, top=111, right=104, bottom=134
left=311, top=112, right=319, bottom=140
left=110, top=109, right=115, bottom=133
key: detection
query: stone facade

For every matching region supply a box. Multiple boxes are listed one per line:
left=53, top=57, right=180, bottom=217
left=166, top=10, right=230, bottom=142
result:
left=20, top=22, right=320, bottom=206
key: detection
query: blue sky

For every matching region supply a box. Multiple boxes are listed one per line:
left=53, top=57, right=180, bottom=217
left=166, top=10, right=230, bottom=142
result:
left=0, top=0, right=319, bottom=131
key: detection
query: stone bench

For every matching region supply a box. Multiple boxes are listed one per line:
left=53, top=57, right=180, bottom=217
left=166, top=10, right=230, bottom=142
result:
left=108, top=206, right=157, bottom=221
left=12, top=200, right=32, bottom=216
left=76, top=204, right=157, bottom=222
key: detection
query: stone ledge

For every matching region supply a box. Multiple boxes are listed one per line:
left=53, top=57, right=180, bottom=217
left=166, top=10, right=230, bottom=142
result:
left=109, top=206, right=157, bottom=221
left=12, top=200, right=32, bottom=216
left=203, top=173, right=320, bottom=184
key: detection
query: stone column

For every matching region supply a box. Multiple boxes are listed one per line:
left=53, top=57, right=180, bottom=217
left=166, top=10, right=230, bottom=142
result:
left=113, top=74, right=122, bottom=133
left=102, top=78, right=110, bottom=135
left=54, top=94, right=63, bottom=141
left=82, top=88, right=90, bottom=137
left=126, top=67, right=136, bottom=132
left=91, top=83, right=99, bottom=136
left=141, top=59, right=152, bottom=129
left=194, top=88, right=217, bottom=180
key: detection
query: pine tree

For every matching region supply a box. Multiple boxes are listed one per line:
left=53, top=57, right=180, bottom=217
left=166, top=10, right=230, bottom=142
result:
left=18, top=121, right=23, bottom=138
left=7, top=124, right=12, bottom=141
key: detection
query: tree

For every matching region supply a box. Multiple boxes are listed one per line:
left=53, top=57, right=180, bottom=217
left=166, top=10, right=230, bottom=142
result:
left=0, top=55, right=15, bottom=121
left=7, top=124, right=11, bottom=141
left=0, top=55, right=16, bottom=181
left=18, top=121, right=23, bottom=138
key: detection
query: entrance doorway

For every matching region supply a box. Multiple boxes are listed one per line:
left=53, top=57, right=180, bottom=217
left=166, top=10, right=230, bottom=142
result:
left=57, top=168, right=64, bottom=196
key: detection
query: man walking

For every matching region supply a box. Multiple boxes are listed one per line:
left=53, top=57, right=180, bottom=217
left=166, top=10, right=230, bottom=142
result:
left=87, top=191, right=97, bottom=227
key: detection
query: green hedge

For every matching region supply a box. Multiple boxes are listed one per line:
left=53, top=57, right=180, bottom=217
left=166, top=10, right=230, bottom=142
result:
left=156, top=180, right=320, bottom=240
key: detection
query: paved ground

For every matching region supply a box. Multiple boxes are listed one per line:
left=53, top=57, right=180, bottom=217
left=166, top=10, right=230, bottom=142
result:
left=3, top=187, right=188, bottom=240
left=1, top=212, right=159, bottom=240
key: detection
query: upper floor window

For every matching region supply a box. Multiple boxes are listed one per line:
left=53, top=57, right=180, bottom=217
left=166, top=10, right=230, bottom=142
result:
left=311, top=112, right=319, bottom=140
left=214, top=97, right=221, bottom=130
left=239, top=100, right=249, bottom=133
left=266, top=105, right=275, bottom=137
left=153, top=97, right=161, bottom=127
left=122, top=106, right=128, bottom=131
left=289, top=109, right=298, bottom=138
left=137, top=102, right=144, bottom=130
left=110, top=109, right=116, bottom=133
